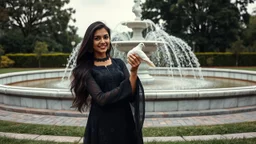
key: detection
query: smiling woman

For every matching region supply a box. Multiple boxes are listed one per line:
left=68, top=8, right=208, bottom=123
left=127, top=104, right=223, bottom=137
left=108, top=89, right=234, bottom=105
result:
left=93, top=28, right=111, bottom=61
left=70, top=21, right=145, bottom=144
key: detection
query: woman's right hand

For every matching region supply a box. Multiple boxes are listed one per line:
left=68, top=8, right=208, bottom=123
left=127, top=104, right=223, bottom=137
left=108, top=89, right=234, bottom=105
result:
left=127, top=54, right=141, bottom=94
left=127, top=54, right=141, bottom=73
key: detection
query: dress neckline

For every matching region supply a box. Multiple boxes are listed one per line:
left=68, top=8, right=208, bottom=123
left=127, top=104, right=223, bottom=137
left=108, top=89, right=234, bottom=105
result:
left=94, top=58, right=113, bottom=67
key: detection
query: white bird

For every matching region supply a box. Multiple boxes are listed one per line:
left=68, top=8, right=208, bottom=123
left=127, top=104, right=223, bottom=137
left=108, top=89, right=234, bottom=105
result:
left=127, top=43, right=156, bottom=67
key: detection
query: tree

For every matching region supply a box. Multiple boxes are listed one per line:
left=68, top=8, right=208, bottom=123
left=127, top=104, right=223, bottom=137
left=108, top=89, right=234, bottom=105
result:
left=141, top=0, right=254, bottom=52
left=228, top=38, right=246, bottom=66
left=241, top=15, right=256, bottom=52
left=234, top=0, right=255, bottom=24
left=0, top=0, right=80, bottom=53
left=2, top=0, right=75, bottom=37
left=34, top=41, right=48, bottom=68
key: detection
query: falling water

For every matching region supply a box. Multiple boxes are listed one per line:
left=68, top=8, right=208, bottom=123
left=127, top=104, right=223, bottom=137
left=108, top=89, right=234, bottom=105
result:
left=111, top=20, right=204, bottom=80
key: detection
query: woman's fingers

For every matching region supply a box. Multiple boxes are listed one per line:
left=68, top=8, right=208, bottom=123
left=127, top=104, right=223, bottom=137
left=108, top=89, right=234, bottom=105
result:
left=128, top=54, right=141, bottom=67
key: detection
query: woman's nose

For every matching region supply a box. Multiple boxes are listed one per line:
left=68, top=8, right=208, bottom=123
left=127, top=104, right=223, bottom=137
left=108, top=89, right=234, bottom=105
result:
left=100, top=37, right=105, bottom=43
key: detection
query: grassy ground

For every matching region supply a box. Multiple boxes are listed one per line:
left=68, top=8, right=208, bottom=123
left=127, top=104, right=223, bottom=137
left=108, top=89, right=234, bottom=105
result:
left=204, top=67, right=256, bottom=71
left=0, top=68, right=61, bottom=74
left=1, top=120, right=256, bottom=137
left=0, top=67, right=255, bottom=75
left=0, top=136, right=256, bottom=144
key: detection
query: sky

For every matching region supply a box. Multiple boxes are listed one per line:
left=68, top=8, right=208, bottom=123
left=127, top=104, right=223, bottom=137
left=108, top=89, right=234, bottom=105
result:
left=66, top=0, right=256, bottom=37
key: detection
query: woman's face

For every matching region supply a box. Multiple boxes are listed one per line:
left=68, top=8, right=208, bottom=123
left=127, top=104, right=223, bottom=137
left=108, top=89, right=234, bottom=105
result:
left=93, top=28, right=110, bottom=57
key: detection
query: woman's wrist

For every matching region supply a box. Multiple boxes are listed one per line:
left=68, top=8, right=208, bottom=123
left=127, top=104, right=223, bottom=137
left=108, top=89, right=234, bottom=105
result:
left=130, top=69, right=137, bottom=75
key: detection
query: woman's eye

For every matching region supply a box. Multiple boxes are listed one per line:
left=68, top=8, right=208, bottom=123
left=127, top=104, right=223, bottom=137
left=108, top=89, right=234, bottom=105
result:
left=104, top=35, right=109, bottom=39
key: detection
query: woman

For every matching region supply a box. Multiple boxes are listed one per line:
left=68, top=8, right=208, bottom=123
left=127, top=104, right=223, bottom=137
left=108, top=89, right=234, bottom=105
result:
left=70, top=21, right=145, bottom=144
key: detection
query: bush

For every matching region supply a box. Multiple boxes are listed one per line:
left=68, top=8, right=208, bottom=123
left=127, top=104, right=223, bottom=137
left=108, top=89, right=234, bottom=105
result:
left=0, top=56, right=15, bottom=68
left=195, top=52, right=256, bottom=66
left=6, top=53, right=69, bottom=68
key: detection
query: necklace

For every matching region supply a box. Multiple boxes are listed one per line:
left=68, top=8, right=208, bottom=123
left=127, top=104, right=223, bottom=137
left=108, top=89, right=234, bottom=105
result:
left=94, top=55, right=109, bottom=62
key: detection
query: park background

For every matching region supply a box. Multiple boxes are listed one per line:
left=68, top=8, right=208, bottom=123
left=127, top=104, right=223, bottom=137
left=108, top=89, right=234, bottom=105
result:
left=0, top=0, right=256, bottom=68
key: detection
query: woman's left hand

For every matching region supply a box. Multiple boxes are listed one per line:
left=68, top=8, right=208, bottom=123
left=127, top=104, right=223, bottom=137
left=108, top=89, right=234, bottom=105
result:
left=127, top=54, right=141, bottom=72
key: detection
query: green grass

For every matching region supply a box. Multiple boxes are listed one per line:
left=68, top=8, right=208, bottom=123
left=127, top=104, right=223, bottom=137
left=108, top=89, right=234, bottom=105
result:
left=0, top=120, right=84, bottom=137
left=142, top=121, right=256, bottom=137
left=0, top=68, right=57, bottom=74
left=234, top=67, right=256, bottom=71
left=1, top=136, right=256, bottom=144
left=147, top=138, right=256, bottom=144
left=0, top=120, right=255, bottom=137
left=0, top=67, right=255, bottom=75
left=0, top=136, right=73, bottom=144
left=207, top=67, right=256, bottom=71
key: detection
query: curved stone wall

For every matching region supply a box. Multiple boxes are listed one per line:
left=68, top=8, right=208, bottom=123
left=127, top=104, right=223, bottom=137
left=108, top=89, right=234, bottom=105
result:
left=0, top=68, right=255, bottom=112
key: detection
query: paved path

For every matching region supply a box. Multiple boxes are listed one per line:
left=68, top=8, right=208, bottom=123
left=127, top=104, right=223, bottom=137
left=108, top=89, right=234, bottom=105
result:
left=0, top=110, right=256, bottom=127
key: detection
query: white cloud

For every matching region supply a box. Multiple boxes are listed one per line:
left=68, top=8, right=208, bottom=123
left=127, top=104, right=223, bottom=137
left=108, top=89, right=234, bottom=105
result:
left=66, top=1, right=256, bottom=37
left=66, top=0, right=136, bottom=37
left=247, top=3, right=256, bottom=14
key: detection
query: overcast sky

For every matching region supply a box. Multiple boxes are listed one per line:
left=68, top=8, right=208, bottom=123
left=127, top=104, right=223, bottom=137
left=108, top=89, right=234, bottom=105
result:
left=66, top=0, right=256, bottom=37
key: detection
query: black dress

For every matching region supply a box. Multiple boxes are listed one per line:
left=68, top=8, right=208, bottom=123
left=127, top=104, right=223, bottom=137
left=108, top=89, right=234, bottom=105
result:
left=83, top=58, right=145, bottom=144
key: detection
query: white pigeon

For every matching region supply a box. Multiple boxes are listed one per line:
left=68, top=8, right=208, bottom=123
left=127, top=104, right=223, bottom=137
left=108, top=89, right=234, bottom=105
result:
left=127, top=43, right=156, bottom=67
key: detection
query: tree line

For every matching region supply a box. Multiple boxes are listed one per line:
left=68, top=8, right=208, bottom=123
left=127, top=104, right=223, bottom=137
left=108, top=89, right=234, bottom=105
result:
left=141, top=0, right=256, bottom=52
left=0, top=0, right=255, bottom=55
left=0, top=0, right=81, bottom=54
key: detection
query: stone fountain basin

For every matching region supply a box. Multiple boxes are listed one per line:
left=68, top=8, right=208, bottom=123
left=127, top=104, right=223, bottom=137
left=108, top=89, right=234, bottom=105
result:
left=0, top=68, right=255, bottom=112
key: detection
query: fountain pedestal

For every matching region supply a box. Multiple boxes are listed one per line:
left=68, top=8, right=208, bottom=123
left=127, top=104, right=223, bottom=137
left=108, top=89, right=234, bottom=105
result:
left=112, top=24, right=162, bottom=84
left=112, top=0, right=165, bottom=84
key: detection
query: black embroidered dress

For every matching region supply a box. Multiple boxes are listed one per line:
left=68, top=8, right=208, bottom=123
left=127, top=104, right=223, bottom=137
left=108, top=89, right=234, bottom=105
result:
left=83, top=58, right=145, bottom=144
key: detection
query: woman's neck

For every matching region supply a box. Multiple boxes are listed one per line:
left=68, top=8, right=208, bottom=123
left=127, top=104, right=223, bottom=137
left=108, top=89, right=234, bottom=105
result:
left=94, top=53, right=107, bottom=59
left=94, top=55, right=109, bottom=62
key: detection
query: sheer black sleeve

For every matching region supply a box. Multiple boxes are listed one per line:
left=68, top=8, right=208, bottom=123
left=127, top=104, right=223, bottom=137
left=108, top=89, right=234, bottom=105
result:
left=116, top=59, right=145, bottom=144
left=130, top=78, right=145, bottom=144
left=85, top=70, right=132, bottom=106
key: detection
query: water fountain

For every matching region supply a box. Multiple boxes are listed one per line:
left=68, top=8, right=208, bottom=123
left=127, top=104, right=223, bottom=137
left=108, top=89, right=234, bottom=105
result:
left=111, top=0, right=204, bottom=85
left=0, top=0, right=255, bottom=116
left=111, top=0, right=166, bottom=84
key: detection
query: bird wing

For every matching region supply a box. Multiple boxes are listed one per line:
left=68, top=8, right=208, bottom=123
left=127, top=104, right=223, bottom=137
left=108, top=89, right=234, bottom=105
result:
left=136, top=50, right=155, bottom=67
left=127, top=43, right=156, bottom=67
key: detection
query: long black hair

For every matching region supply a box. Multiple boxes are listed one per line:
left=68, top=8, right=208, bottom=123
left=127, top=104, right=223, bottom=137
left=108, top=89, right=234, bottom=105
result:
left=70, top=21, right=112, bottom=112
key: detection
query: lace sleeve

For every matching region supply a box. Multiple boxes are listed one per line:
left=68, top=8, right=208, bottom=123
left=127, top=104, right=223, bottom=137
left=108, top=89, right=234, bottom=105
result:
left=85, top=71, right=132, bottom=106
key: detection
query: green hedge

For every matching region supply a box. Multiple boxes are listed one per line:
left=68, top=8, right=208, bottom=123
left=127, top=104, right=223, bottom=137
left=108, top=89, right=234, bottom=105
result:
left=195, top=52, right=256, bottom=66
left=6, top=53, right=69, bottom=68
left=4, top=52, right=256, bottom=68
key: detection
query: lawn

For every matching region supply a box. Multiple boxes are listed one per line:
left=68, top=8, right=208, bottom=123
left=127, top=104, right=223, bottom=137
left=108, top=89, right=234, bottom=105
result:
left=0, top=67, right=256, bottom=75
left=1, top=120, right=256, bottom=137
left=0, top=68, right=61, bottom=74
left=0, top=136, right=256, bottom=144
left=206, top=66, right=256, bottom=71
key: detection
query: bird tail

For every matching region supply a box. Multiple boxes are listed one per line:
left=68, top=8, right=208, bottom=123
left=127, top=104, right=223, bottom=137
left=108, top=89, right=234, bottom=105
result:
left=145, top=60, right=156, bottom=67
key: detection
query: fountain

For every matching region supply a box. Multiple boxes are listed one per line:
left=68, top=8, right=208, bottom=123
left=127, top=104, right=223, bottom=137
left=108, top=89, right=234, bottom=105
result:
left=111, top=0, right=165, bottom=84
left=111, top=0, right=204, bottom=85
left=0, top=0, right=255, bottom=116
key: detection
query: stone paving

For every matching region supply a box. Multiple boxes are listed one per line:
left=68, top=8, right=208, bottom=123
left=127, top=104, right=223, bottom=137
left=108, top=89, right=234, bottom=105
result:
left=0, top=109, right=256, bottom=127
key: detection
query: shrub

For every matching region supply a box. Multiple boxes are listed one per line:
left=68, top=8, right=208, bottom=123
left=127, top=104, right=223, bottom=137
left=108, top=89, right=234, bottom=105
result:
left=0, top=56, right=15, bottom=68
